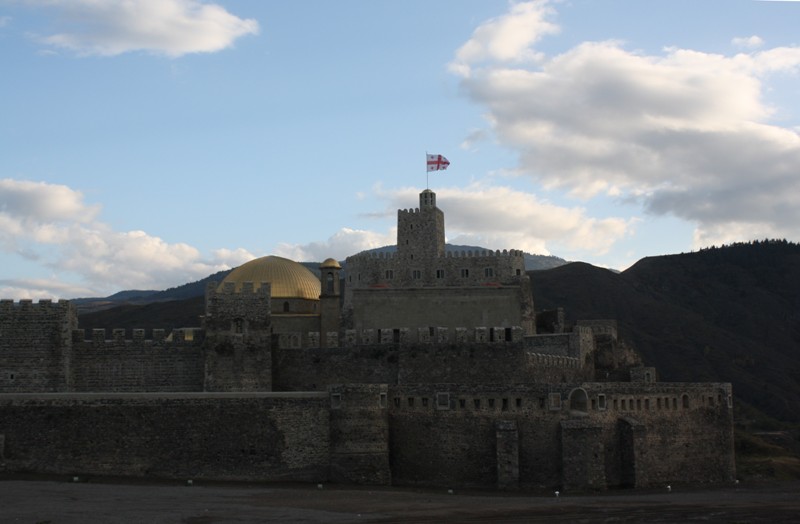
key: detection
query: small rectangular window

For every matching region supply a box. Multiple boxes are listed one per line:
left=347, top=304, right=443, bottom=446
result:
left=408, top=397, right=414, bottom=407
left=331, top=393, right=342, bottom=409
left=412, top=269, right=421, bottom=279
left=380, top=392, right=387, bottom=408
left=502, top=398, right=508, bottom=411
left=385, top=269, right=394, bottom=280
left=515, top=398, right=522, bottom=408
left=436, top=269, right=445, bottom=279
left=484, top=267, right=494, bottom=277
left=516, top=269, right=521, bottom=276
left=488, top=398, right=495, bottom=408
left=460, top=268, right=469, bottom=278
left=422, top=397, right=429, bottom=407
left=549, top=393, right=562, bottom=411
left=459, top=398, right=466, bottom=409
left=394, top=397, right=400, bottom=407
left=436, top=392, right=450, bottom=410
left=474, top=398, right=481, bottom=409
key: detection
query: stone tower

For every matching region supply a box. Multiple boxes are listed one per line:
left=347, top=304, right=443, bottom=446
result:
left=397, top=189, right=445, bottom=260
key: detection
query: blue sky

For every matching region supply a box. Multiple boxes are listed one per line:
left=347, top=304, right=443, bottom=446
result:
left=2, top=0, right=800, bottom=299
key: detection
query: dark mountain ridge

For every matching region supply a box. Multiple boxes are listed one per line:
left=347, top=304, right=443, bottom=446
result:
left=532, top=240, right=800, bottom=424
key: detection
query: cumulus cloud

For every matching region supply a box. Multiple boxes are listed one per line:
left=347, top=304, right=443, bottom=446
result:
left=0, top=178, right=256, bottom=298
left=381, top=184, right=633, bottom=257
left=23, top=0, right=258, bottom=57
left=274, top=228, right=396, bottom=262
left=452, top=0, right=800, bottom=248
left=732, top=35, right=764, bottom=49
left=450, top=0, right=558, bottom=77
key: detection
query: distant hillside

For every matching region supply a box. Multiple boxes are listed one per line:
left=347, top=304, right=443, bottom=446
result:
left=531, top=240, right=800, bottom=424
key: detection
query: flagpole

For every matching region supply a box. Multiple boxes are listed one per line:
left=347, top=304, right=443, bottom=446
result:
left=425, top=151, right=429, bottom=189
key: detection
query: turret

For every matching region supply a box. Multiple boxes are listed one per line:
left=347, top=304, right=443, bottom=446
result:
left=319, top=258, right=342, bottom=347
left=396, top=190, right=445, bottom=260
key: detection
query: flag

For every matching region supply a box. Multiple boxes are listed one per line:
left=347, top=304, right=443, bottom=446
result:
left=426, top=154, right=450, bottom=172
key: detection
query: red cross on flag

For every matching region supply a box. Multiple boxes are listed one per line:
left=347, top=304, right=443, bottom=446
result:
left=426, top=154, right=450, bottom=172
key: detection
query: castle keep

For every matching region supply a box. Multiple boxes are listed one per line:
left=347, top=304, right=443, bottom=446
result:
left=0, top=190, right=736, bottom=490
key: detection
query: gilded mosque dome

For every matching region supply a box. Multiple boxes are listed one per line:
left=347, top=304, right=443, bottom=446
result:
left=220, top=255, right=321, bottom=300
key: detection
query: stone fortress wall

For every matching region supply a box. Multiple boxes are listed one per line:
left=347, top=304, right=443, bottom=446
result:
left=0, top=189, right=736, bottom=491
left=0, top=298, right=735, bottom=489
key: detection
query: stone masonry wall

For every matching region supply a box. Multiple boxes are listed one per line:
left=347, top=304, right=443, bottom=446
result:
left=387, top=382, right=735, bottom=490
left=0, top=300, right=77, bottom=393
left=0, top=392, right=330, bottom=482
left=272, top=343, right=589, bottom=391
left=351, top=287, right=525, bottom=334
left=70, top=332, right=204, bottom=392
left=329, top=384, right=391, bottom=485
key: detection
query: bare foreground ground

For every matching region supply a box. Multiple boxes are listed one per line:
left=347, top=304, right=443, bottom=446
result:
left=1, top=477, right=799, bottom=524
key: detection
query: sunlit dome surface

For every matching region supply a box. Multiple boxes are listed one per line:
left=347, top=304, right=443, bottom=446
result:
left=220, top=255, right=321, bottom=300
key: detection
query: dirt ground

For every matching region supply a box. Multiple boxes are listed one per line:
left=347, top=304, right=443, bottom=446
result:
left=1, top=477, right=799, bottom=523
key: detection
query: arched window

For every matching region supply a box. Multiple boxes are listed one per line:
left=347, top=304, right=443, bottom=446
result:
left=326, top=272, right=334, bottom=294
left=568, top=388, right=588, bottom=413
left=283, top=301, right=290, bottom=313
left=682, top=394, right=690, bottom=409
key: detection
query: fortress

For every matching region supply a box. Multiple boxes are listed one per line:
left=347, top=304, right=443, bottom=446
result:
left=0, top=190, right=735, bottom=490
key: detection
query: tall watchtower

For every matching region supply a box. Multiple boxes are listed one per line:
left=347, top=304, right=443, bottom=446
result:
left=396, top=189, right=445, bottom=260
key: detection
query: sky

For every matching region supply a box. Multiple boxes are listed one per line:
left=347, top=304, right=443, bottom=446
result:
left=2, top=0, right=800, bottom=299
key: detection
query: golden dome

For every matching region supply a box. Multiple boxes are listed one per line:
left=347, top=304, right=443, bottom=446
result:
left=220, top=256, right=321, bottom=300
left=320, top=258, right=341, bottom=269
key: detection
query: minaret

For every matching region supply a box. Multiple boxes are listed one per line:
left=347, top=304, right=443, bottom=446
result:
left=396, top=189, right=445, bottom=260
left=319, top=258, right=341, bottom=347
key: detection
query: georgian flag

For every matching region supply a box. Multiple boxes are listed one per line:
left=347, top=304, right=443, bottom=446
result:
left=426, top=154, right=450, bottom=172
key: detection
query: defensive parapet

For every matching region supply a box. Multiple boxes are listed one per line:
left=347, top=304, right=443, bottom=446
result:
left=0, top=299, right=77, bottom=393
left=68, top=328, right=205, bottom=393
left=204, top=281, right=271, bottom=339
left=287, top=325, right=531, bottom=349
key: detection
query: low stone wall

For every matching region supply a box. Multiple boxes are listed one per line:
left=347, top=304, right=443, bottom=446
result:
left=387, top=382, right=735, bottom=490
left=0, top=392, right=330, bottom=482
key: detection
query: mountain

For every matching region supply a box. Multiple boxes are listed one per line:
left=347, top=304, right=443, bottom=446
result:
left=531, top=240, right=800, bottom=424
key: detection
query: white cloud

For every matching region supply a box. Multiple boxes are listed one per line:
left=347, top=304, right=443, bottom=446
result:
left=274, top=227, right=396, bottom=262
left=24, top=0, right=258, bottom=57
left=732, top=35, right=764, bottom=49
left=382, top=184, right=634, bottom=257
left=450, top=0, right=558, bottom=77
left=0, top=178, right=258, bottom=298
left=453, top=1, right=800, bottom=249
left=0, top=278, right=95, bottom=301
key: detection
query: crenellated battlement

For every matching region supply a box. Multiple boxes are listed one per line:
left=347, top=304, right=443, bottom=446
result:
left=346, top=248, right=525, bottom=264
left=0, top=298, right=72, bottom=313
left=70, top=328, right=204, bottom=346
